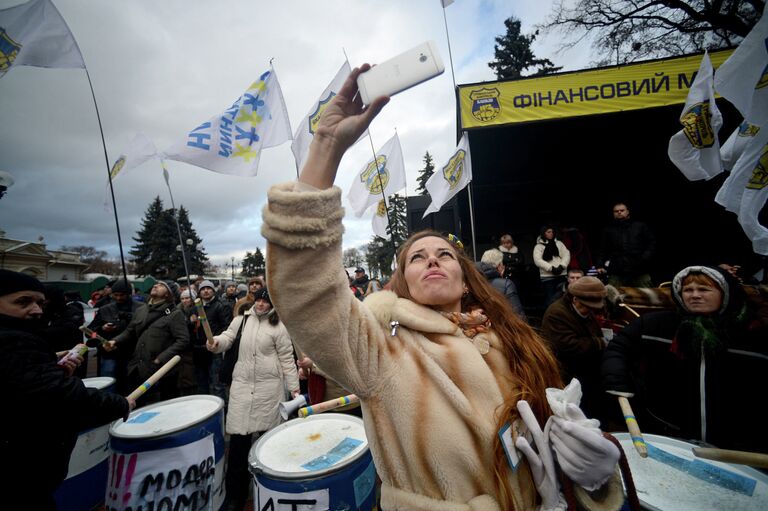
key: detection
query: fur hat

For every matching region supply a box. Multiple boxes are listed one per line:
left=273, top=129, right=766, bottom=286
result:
left=198, top=280, right=215, bottom=292
left=568, top=276, right=607, bottom=309
left=0, top=269, right=45, bottom=296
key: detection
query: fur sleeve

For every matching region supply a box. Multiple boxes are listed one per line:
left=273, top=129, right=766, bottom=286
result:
left=262, top=182, right=384, bottom=398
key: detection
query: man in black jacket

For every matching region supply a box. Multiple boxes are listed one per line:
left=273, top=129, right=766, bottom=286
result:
left=192, top=279, right=232, bottom=396
left=106, top=280, right=189, bottom=403
left=0, top=270, right=133, bottom=510
left=88, top=278, right=144, bottom=394
left=596, top=202, right=656, bottom=287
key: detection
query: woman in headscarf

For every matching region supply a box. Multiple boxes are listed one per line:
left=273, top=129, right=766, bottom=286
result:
left=602, top=265, right=768, bottom=453
left=533, top=225, right=571, bottom=309
left=207, top=288, right=300, bottom=511
left=260, top=65, right=623, bottom=511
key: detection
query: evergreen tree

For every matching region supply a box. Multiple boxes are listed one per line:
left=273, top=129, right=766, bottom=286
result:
left=241, top=248, right=266, bottom=277
left=489, top=16, right=562, bottom=80
left=130, top=197, right=208, bottom=279
left=416, top=151, right=435, bottom=196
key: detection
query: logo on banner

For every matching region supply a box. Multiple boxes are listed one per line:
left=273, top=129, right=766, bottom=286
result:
left=442, top=149, right=466, bottom=190
left=309, top=92, right=336, bottom=135
left=376, top=199, right=387, bottom=217
left=746, top=143, right=768, bottom=191
left=110, top=156, right=126, bottom=180
left=360, top=155, right=389, bottom=194
left=470, top=88, right=501, bottom=122
left=0, top=28, right=22, bottom=72
left=738, top=121, right=760, bottom=138
left=680, top=101, right=716, bottom=148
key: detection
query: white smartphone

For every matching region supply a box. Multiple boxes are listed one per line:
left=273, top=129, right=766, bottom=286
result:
left=357, top=40, right=445, bottom=105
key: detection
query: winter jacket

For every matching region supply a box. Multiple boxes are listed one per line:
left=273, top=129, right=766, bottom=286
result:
left=88, top=299, right=144, bottom=360
left=113, top=300, right=190, bottom=380
left=210, top=308, right=299, bottom=435
left=541, top=295, right=608, bottom=423
left=601, top=270, right=768, bottom=452
left=261, top=182, right=623, bottom=511
left=476, top=262, right=525, bottom=318
left=533, top=237, right=571, bottom=278
left=596, top=219, right=655, bottom=277
left=0, top=314, right=129, bottom=509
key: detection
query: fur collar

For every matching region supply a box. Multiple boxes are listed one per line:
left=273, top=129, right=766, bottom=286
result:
left=363, top=290, right=460, bottom=336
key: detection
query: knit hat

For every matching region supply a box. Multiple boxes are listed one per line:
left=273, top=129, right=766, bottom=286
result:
left=198, top=280, right=215, bottom=292
left=355, top=267, right=365, bottom=274
left=111, top=278, right=131, bottom=294
left=180, top=289, right=197, bottom=300
left=237, top=283, right=248, bottom=293
left=253, top=287, right=272, bottom=305
left=568, top=276, right=607, bottom=309
left=0, top=269, right=45, bottom=296
left=156, top=280, right=180, bottom=303
left=672, top=265, right=730, bottom=314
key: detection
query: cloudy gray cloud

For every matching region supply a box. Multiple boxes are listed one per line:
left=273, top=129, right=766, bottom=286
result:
left=0, top=0, right=590, bottom=270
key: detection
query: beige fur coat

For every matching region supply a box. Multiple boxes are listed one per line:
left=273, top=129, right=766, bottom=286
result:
left=262, top=182, right=623, bottom=511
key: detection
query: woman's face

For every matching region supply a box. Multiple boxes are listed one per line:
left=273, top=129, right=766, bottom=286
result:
left=180, top=295, right=193, bottom=307
left=544, top=228, right=555, bottom=240
left=681, top=279, right=723, bottom=314
left=253, top=298, right=272, bottom=314
left=403, top=236, right=464, bottom=313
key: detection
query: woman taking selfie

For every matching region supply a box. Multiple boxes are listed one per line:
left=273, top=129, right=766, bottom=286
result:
left=261, top=65, right=622, bottom=511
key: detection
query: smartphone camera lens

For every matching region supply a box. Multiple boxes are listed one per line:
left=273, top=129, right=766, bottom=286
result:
left=419, top=54, right=427, bottom=63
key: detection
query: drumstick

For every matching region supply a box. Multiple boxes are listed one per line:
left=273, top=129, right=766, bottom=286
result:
left=194, top=298, right=215, bottom=345
left=618, top=396, right=648, bottom=458
left=126, top=355, right=181, bottom=401
left=619, top=303, right=641, bottom=318
left=79, top=325, right=109, bottom=345
left=299, top=394, right=359, bottom=418
left=692, top=447, right=768, bottom=469
left=57, top=344, right=89, bottom=366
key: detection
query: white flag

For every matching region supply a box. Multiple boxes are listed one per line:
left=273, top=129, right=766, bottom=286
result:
left=668, top=52, right=723, bottom=181
left=163, top=67, right=292, bottom=177
left=725, top=128, right=768, bottom=255
left=347, top=133, right=406, bottom=217
left=441, top=0, right=455, bottom=7
left=721, top=121, right=761, bottom=171
left=372, top=198, right=390, bottom=239
left=103, top=133, right=158, bottom=210
left=423, top=132, right=472, bottom=218
left=291, top=61, right=369, bottom=170
left=0, top=0, right=84, bottom=78
left=109, top=133, right=158, bottom=182
left=714, top=3, right=768, bottom=122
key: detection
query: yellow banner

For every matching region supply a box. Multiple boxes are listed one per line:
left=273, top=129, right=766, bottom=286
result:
left=459, top=49, right=734, bottom=129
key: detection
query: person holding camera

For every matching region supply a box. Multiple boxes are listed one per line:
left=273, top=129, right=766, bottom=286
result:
left=533, top=225, right=571, bottom=309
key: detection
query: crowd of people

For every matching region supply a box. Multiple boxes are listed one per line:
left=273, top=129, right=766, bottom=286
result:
left=3, top=64, right=768, bottom=511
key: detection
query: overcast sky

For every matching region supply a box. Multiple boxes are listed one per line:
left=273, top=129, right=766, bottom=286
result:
left=0, top=0, right=592, bottom=272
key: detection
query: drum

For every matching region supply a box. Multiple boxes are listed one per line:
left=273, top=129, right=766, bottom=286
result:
left=249, top=413, right=376, bottom=510
left=108, top=395, right=226, bottom=510
left=54, top=376, right=116, bottom=511
left=614, top=433, right=768, bottom=510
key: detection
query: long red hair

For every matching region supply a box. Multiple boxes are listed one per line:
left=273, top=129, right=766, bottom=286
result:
left=389, top=230, right=562, bottom=509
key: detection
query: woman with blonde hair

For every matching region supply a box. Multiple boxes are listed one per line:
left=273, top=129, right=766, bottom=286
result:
left=261, top=65, right=622, bottom=511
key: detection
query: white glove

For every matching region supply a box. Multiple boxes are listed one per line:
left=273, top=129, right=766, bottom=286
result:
left=516, top=400, right=566, bottom=511
left=546, top=379, right=620, bottom=491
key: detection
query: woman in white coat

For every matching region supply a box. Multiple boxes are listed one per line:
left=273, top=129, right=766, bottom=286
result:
left=533, top=225, right=571, bottom=309
left=207, top=288, right=300, bottom=511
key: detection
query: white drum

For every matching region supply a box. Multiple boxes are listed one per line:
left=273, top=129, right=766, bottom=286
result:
left=249, top=413, right=377, bottom=510
left=614, top=433, right=768, bottom=510
left=54, top=376, right=116, bottom=511
left=108, top=395, right=226, bottom=511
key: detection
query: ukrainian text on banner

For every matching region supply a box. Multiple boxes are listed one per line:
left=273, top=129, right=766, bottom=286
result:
left=458, top=49, right=734, bottom=128
left=104, top=434, right=222, bottom=511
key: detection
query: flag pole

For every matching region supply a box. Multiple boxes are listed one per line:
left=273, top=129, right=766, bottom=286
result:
left=366, top=133, right=398, bottom=256
left=62, top=14, right=130, bottom=284
left=441, top=2, right=477, bottom=259
left=161, top=162, right=194, bottom=292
